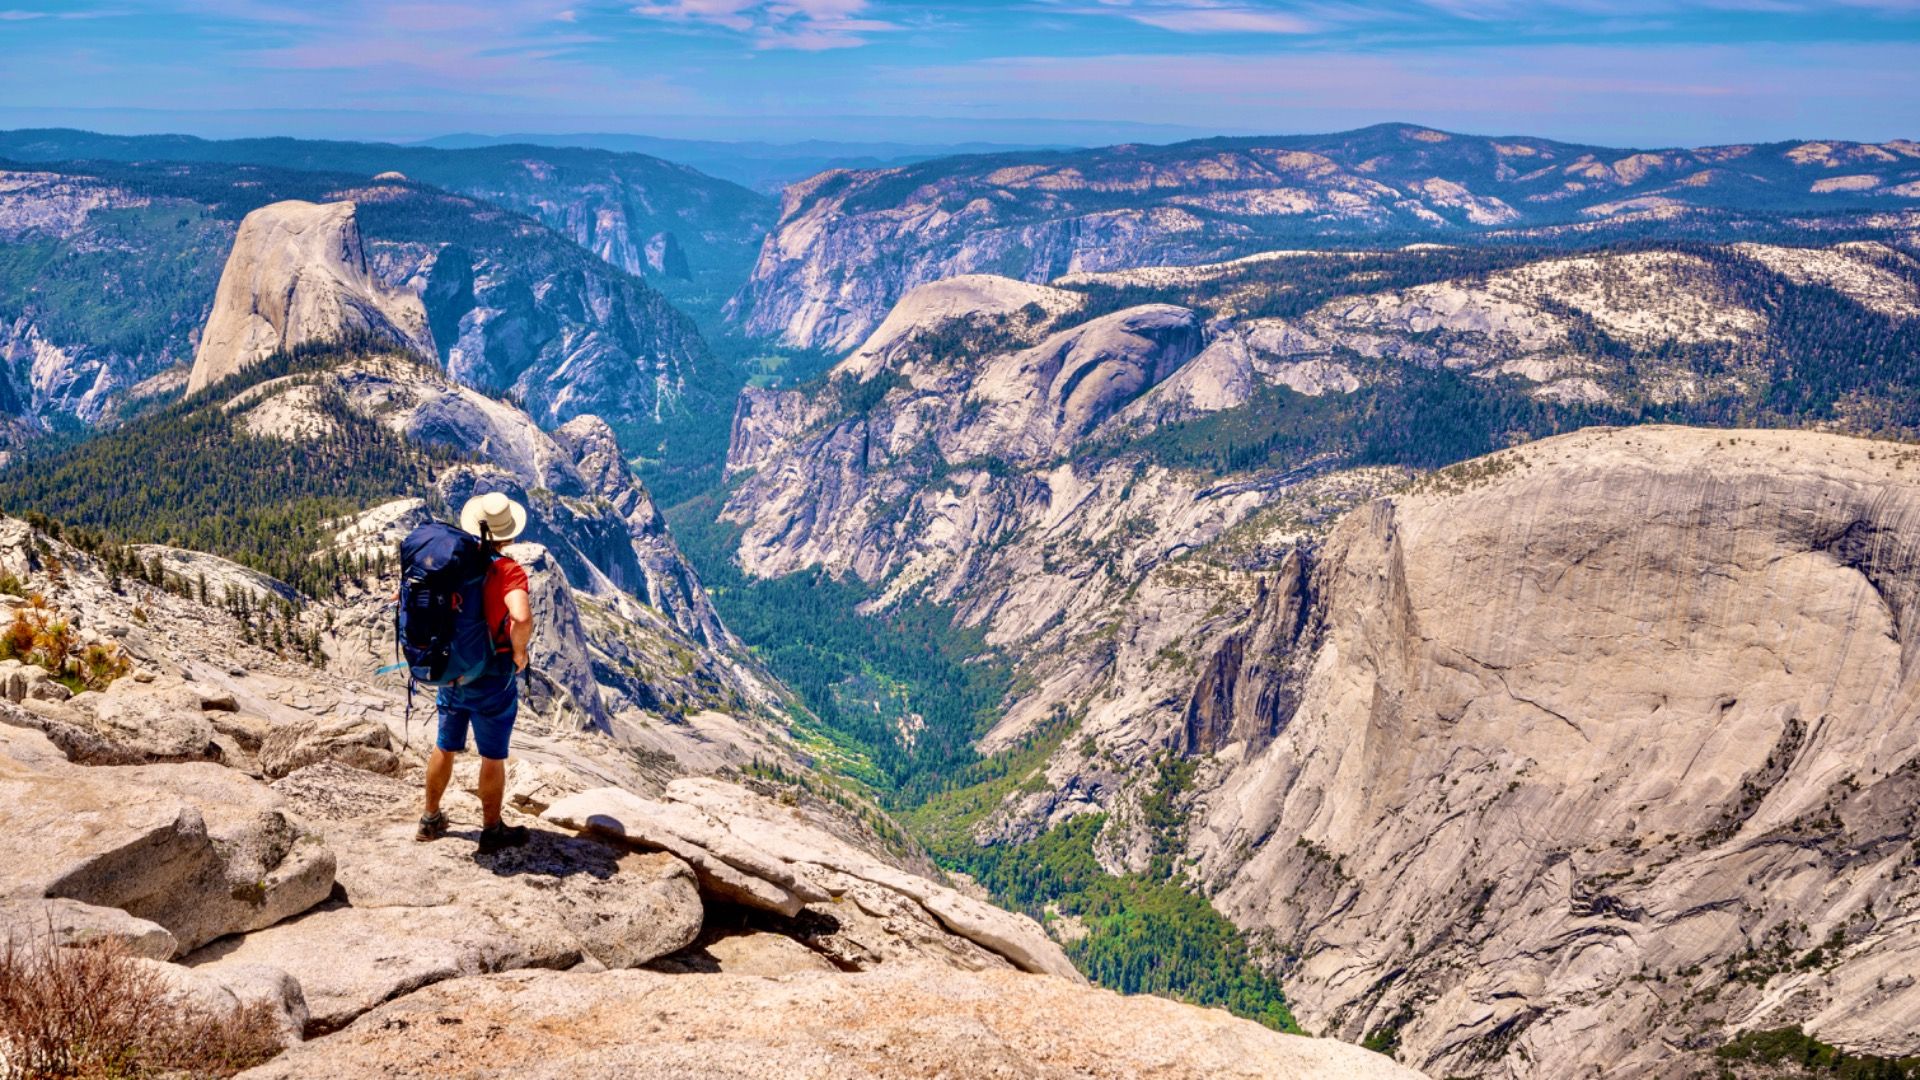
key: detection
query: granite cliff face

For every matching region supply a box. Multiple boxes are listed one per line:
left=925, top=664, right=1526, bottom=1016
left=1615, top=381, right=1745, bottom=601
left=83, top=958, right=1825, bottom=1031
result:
left=730, top=124, right=1920, bottom=350
left=717, top=250, right=1920, bottom=1073
left=1184, top=428, right=1920, bottom=1076
left=0, top=158, right=716, bottom=435
left=163, top=201, right=766, bottom=758
left=186, top=200, right=433, bottom=395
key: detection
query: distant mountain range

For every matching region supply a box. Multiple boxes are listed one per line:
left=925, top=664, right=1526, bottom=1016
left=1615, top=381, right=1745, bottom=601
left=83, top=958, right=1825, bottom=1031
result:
left=732, top=122, right=1920, bottom=350
left=411, top=132, right=1076, bottom=192
left=0, top=128, right=774, bottom=302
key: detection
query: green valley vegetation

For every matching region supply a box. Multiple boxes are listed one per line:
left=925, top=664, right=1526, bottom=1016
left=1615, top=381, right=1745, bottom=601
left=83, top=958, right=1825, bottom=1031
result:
left=1715, top=1026, right=1920, bottom=1079
left=0, top=341, right=454, bottom=599
left=663, top=488, right=1305, bottom=1031
left=0, top=200, right=229, bottom=365
left=902, top=731, right=1301, bottom=1032
left=931, top=812, right=1299, bottom=1033
left=666, top=487, right=1008, bottom=799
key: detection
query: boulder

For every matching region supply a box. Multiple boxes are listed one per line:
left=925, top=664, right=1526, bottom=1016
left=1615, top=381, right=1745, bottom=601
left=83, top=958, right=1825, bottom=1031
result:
left=196, top=764, right=704, bottom=1032
left=647, top=930, right=838, bottom=976
left=0, top=897, right=178, bottom=960
left=137, top=959, right=309, bottom=1047
left=0, top=659, right=70, bottom=704
left=187, top=902, right=570, bottom=1035
left=323, top=816, right=705, bottom=971
left=267, top=760, right=417, bottom=822
left=236, top=966, right=1424, bottom=1079
left=0, top=697, right=146, bottom=765
left=65, top=674, right=221, bottom=762
left=258, top=714, right=400, bottom=779
left=542, top=785, right=828, bottom=916
left=552, top=415, right=630, bottom=500
left=0, top=724, right=335, bottom=956
left=543, top=777, right=1081, bottom=981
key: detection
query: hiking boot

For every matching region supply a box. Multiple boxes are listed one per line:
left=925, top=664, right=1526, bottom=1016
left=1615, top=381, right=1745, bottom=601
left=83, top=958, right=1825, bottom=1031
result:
left=415, top=811, right=449, bottom=842
left=477, top=821, right=530, bottom=854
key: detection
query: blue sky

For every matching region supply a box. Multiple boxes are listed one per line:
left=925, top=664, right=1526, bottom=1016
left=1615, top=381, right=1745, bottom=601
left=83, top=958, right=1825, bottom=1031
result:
left=1, top=1, right=1916, bottom=147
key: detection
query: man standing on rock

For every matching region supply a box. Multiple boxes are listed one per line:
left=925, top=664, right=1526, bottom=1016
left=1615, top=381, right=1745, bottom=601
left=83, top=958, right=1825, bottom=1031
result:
left=417, top=492, right=535, bottom=853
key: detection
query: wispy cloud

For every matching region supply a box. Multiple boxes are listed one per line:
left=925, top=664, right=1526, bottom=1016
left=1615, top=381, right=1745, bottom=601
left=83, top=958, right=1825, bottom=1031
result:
left=628, top=0, right=899, bottom=50
left=1043, top=1, right=1318, bottom=35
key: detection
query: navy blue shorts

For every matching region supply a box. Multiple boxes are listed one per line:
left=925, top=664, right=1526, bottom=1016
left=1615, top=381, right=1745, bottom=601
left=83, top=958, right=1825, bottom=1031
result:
left=435, top=671, right=519, bottom=760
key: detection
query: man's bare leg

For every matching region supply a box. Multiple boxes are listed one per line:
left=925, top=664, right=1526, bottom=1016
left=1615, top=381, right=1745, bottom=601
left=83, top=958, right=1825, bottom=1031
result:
left=478, top=755, right=507, bottom=828
left=424, top=747, right=456, bottom=816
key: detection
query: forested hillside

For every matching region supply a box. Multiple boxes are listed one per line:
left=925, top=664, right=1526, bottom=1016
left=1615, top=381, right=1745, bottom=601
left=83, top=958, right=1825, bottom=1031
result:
left=0, top=342, right=454, bottom=596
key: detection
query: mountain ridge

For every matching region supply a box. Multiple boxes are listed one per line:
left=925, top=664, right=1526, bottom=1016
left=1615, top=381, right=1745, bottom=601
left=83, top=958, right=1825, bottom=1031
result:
left=0, top=157, right=719, bottom=438
left=0, top=128, right=772, bottom=295
left=730, top=121, right=1920, bottom=351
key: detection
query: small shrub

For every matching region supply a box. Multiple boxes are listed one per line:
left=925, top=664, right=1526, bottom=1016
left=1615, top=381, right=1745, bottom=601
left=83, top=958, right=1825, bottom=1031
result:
left=0, top=573, right=24, bottom=598
left=0, top=600, right=132, bottom=692
left=0, top=933, right=284, bottom=1079
left=0, top=609, right=36, bottom=660
left=73, top=645, right=132, bottom=694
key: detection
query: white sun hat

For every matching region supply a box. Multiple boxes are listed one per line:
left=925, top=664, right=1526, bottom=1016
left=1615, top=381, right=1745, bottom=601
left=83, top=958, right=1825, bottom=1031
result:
left=459, top=491, right=528, bottom=543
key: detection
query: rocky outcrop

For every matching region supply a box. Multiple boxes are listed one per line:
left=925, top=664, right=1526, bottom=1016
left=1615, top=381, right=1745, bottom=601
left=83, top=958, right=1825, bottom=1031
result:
left=236, top=352, right=735, bottom=655
left=0, top=509, right=1361, bottom=1079
left=544, top=777, right=1081, bottom=981
left=0, top=896, right=179, bottom=960
left=190, top=765, right=704, bottom=1034
left=553, top=414, right=732, bottom=648
left=237, top=965, right=1422, bottom=1080
left=258, top=714, right=401, bottom=779
left=0, top=723, right=334, bottom=957
left=140, top=958, right=310, bottom=1047
left=0, top=155, right=724, bottom=437
left=186, top=200, right=432, bottom=395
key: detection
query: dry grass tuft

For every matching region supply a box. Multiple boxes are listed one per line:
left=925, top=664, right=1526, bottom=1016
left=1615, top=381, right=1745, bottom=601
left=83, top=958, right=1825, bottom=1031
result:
left=0, top=932, right=283, bottom=1079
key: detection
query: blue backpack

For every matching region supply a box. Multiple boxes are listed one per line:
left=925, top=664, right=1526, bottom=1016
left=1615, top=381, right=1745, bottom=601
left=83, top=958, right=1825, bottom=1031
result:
left=396, top=521, right=496, bottom=687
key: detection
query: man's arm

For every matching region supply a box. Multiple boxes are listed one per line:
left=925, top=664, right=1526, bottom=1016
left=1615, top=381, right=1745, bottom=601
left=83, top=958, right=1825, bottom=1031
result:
left=506, top=589, right=533, bottom=671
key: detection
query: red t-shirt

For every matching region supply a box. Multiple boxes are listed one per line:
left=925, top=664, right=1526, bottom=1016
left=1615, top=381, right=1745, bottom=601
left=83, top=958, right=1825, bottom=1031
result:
left=483, top=556, right=529, bottom=651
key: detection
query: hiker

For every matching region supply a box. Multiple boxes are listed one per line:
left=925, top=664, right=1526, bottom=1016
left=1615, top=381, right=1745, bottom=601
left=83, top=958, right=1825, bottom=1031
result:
left=410, top=492, right=535, bottom=853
